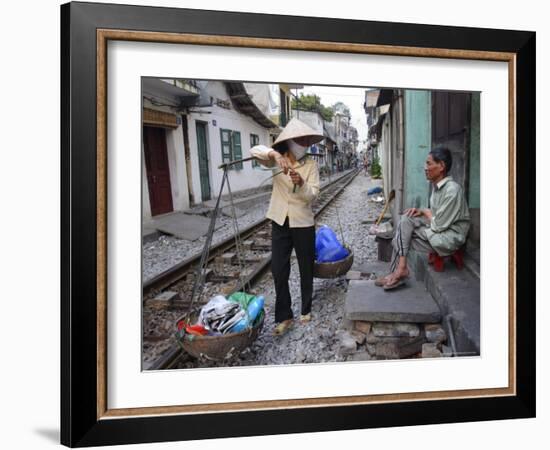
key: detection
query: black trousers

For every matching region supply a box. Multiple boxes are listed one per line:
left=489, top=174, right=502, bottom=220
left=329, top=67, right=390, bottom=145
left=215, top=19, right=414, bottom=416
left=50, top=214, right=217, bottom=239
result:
left=271, top=219, right=315, bottom=323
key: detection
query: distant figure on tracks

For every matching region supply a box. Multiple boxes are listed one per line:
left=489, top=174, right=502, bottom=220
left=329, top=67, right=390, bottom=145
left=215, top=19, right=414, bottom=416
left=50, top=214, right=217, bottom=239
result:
left=377, top=147, right=471, bottom=290
left=250, top=118, right=324, bottom=335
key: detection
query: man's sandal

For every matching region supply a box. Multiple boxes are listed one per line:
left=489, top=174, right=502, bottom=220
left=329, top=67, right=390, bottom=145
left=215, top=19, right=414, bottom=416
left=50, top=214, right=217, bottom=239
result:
left=383, top=276, right=408, bottom=291
left=374, top=274, right=391, bottom=287
left=273, top=319, right=293, bottom=336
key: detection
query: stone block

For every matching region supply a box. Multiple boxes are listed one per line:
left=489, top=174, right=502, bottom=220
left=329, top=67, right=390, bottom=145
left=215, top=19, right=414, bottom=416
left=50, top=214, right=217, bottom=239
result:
left=375, top=336, right=426, bottom=359
left=348, top=351, right=372, bottom=362
left=339, top=317, right=355, bottom=331
left=226, top=270, right=241, bottom=279
left=366, top=344, right=377, bottom=355
left=350, top=330, right=366, bottom=345
left=354, top=321, right=372, bottom=335
left=441, top=345, right=453, bottom=357
left=372, top=322, right=420, bottom=338
left=346, top=270, right=362, bottom=280
left=422, top=343, right=442, bottom=358
left=146, top=291, right=178, bottom=309
left=222, top=252, right=236, bottom=264
left=170, top=299, right=191, bottom=310
left=366, top=332, right=380, bottom=345
left=424, top=324, right=447, bottom=343
left=337, top=331, right=357, bottom=356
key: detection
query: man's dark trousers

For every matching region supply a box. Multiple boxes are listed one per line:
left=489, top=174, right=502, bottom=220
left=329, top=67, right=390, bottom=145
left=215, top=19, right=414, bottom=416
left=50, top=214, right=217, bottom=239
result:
left=271, top=218, right=315, bottom=323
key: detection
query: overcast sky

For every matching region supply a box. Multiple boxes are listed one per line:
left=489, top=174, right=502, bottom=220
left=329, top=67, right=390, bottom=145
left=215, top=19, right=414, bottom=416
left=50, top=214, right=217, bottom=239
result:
left=300, top=85, right=369, bottom=147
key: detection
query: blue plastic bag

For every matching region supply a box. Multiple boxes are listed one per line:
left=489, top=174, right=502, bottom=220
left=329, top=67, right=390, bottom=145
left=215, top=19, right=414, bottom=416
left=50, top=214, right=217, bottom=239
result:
left=367, top=186, right=383, bottom=195
left=315, top=225, right=349, bottom=263
left=227, top=296, right=265, bottom=333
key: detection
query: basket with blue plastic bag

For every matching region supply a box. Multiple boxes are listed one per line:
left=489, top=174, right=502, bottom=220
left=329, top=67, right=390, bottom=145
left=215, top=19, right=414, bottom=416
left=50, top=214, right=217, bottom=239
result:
left=313, top=225, right=354, bottom=279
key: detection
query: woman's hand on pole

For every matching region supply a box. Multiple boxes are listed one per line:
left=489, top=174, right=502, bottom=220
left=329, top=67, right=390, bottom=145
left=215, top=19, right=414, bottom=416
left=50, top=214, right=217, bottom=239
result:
left=289, top=169, right=304, bottom=187
left=269, top=150, right=290, bottom=174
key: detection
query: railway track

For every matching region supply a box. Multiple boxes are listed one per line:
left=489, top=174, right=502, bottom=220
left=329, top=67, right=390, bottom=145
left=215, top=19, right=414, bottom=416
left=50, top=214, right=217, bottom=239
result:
left=143, top=169, right=359, bottom=370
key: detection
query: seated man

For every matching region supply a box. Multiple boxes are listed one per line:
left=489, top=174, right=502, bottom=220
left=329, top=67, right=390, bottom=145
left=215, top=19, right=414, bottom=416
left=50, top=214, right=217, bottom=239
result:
left=378, top=147, right=471, bottom=290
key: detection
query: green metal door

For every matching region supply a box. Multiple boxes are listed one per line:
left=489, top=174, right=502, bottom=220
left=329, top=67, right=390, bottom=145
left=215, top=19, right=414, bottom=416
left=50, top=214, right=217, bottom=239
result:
left=196, top=122, right=211, bottom=201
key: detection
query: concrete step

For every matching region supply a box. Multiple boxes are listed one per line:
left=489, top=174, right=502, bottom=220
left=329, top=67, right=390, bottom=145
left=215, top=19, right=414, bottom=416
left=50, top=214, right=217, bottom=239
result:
left=344, top=277, right=442, bottom=324
left=464, top=245, right=480, bottom=279
left=409, top=251, right=480, bottom=354
left=423, top=261, right=480, bottom=354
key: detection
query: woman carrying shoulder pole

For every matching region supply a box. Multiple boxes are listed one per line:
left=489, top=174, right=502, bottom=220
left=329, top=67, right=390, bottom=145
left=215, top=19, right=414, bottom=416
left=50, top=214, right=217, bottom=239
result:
left=250, top=118, right=324, bottom=336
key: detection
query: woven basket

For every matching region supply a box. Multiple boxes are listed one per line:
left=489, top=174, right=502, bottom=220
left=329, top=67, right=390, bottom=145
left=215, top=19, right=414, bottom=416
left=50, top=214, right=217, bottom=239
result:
left=313, top=246, right=354, bottom=279
left=178, top=309, right=264, bottom=361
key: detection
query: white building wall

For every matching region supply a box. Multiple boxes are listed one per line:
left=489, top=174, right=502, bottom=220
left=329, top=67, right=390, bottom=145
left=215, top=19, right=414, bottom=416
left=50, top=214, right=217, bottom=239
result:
left=165, top=126, right=190, bottom=212
left=291, top=109, right=324, bottom=134
left=187, top=81, right=274, bottom=200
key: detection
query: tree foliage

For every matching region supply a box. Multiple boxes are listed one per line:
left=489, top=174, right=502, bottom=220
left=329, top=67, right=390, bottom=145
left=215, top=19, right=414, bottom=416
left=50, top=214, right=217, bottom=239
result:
left=291, top=94, right=335, bottom=121
left=331, top=101, right=351, bottom=117
left=370, top=154, right=382, bottom=179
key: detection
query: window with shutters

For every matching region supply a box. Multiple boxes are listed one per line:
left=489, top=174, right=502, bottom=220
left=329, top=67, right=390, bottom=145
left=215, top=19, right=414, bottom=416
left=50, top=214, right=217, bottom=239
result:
left=220, top=128, right=243, bottom=170
left=250, top=134, right=260, bottom=168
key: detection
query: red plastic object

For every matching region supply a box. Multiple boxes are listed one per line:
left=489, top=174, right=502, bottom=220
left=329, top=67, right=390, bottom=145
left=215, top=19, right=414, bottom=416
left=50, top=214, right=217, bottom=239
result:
left=428, top=248, right=464, bottom=272
left=452, top=247, right=465, bottom=270
left=185, top=324, right=208, bottom=336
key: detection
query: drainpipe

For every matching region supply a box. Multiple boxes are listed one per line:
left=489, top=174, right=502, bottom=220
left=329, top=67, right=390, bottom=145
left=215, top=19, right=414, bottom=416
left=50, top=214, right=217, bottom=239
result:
left=398, top=91, right=405, bottom=214
left=181, top=114, right=195, bottom=205
left=445, top=315, right=458, bottom=357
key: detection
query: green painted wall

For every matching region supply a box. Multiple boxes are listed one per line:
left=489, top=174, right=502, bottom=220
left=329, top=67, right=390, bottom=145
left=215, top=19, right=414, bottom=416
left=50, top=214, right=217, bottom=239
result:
left=468, top=93, right=481, bottom=208
left=404, top=90, right=431, bottom=209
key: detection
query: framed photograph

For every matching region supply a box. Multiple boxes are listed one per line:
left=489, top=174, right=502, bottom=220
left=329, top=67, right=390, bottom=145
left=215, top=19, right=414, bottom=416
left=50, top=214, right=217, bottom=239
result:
left=61, top=1, right=535, bottom=447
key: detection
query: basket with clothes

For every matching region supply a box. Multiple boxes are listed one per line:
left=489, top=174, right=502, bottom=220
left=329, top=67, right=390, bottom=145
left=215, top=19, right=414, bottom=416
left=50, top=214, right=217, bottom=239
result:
left=176, top=292, right=265, bottom=361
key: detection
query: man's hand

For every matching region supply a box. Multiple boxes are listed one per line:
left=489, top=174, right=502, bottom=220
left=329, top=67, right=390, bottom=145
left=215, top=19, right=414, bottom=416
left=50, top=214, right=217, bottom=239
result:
left=404, top=208, right=422, bottom=217
left=269, top=150, right=290, bottom=174
left=289, top=169, right=304, bottom=187
left=404, top=208, right=433, bottom=220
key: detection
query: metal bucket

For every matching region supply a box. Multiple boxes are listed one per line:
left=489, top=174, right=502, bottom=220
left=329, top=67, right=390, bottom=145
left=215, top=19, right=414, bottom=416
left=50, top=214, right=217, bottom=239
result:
left=178, top=309, right=264, bottom=361
left=313, top=246, right=354, bottom=279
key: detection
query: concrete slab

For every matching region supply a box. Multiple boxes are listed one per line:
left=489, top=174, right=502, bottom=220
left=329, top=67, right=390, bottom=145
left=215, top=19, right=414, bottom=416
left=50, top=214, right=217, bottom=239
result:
left=142, top=227, right=161, bottom=244
left=345, top=279, right=441, bottom=323
left=151, top=212, right=220, bottom=241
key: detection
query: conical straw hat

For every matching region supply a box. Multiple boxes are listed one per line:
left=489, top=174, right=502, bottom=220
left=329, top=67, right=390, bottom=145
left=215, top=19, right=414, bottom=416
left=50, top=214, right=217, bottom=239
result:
left=272, top=117, right=325, bottom=152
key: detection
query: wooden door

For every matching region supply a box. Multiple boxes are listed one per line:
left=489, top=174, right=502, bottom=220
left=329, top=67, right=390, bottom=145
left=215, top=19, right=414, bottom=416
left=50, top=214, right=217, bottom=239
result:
left=196, top=122, right=211, bottom=201
left=143, top=126, right=173, bottom=216
left=432, top=91, right=471, bottom=194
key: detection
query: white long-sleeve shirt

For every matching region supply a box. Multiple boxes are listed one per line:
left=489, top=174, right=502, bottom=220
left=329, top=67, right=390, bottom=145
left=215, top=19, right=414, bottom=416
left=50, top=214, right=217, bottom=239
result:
left=250, top=145, right=320, bottom=227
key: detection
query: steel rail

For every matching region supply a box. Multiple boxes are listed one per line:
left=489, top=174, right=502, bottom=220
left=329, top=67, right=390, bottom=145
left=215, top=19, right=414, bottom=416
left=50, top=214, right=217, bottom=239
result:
left=143, top=169, right=357, bottom=296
